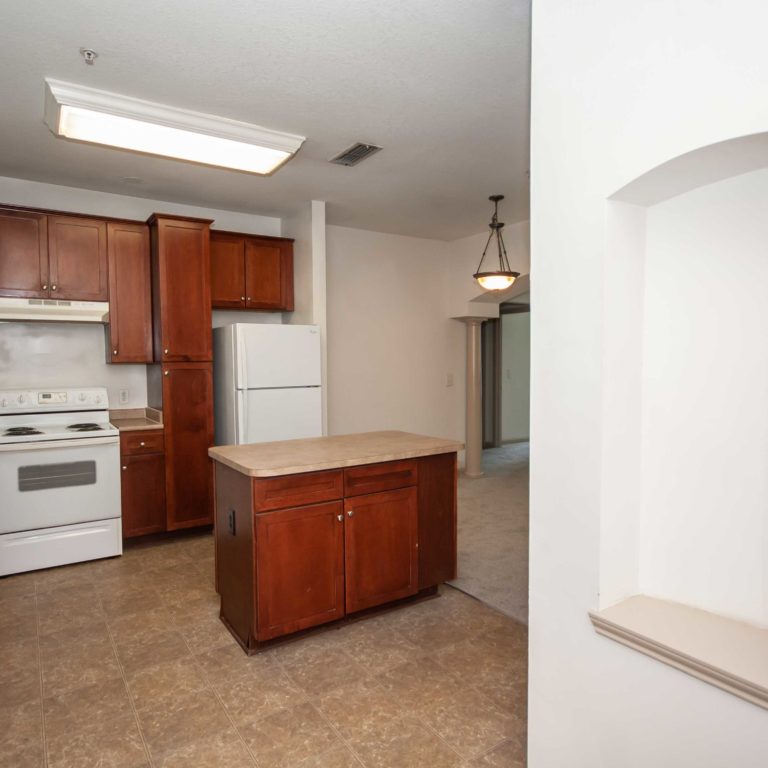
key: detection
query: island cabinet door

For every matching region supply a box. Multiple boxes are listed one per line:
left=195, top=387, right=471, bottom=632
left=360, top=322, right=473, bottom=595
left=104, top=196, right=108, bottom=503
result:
left=255, top=501, right=345, bottom=641
left=344, top=487, right=418, bottom=614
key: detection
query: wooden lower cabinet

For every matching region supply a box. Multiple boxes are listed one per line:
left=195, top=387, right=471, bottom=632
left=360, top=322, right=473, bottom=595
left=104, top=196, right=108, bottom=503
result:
left=214, top=453, right=456, bottom=652
left=344, top=487, right=418, bottom=613
left=162, top=363, right=214, bottom=530
left=121, top=453, right=166, bottom=538
left=255, top=501, right=345, bottom=641
left=119, top=429, right=166, bottom=538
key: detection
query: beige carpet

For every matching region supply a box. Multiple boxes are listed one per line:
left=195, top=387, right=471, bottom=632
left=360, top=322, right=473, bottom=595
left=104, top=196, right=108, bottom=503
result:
left=450, top=442, right=529, bottom=624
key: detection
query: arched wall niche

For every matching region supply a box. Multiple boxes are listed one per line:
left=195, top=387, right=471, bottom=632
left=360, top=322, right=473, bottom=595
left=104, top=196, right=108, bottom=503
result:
left=599, top=131, right=768, bottom=628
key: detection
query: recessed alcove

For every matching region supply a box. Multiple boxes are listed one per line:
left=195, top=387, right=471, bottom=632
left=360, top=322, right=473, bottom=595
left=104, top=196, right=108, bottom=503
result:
left=592, top=132, right=768, bottom=708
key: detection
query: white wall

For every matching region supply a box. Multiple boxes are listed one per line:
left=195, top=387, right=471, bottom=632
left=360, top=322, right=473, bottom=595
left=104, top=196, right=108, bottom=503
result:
left=325, top=225, right=464, bottom=442
left=500, top=311, right=530, bottom=441
left=0, top=176, right=283, bottom=408
left=530, top=1, right=768, bottom=766
left=639, top=168, right=768, bottom=627
left=283, top=201, right=329, bottom=433
left=0, top=322, right=147, bottom=407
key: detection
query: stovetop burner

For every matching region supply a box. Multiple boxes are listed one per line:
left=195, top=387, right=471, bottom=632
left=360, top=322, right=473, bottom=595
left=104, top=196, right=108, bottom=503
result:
left=3, top=426, right=43, bottom=436
left=67, top=423, right=104, bottom=432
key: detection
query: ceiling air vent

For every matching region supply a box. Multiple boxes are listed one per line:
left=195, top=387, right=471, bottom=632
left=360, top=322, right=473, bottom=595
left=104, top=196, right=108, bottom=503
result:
left=329, top=143, right=382, bottom=167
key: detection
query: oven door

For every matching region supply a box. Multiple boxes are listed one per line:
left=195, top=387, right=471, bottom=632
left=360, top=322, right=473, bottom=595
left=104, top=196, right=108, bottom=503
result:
left=0, top=437, right=121, bottom=534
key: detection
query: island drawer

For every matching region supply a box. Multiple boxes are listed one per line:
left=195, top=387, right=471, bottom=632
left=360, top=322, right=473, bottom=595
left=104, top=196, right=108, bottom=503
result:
left=120, top=430, right=165, bottom=455
left=344, top=459, right=418, bottom=497
left=253, top=469, right=343, bottom=512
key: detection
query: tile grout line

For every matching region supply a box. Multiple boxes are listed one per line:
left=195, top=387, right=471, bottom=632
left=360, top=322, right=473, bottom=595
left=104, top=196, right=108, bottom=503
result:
left=178, top=629, right=264, bottom=768
left=99, top=593, right=155, bottom=768
left=272, top=653, right=368, bottom=767
left=33, top=586, right=48, bottom=768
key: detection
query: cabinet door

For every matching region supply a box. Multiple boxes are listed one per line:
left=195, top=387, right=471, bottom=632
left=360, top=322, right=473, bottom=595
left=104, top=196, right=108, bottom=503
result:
left=255, top=501, right=345, bottom=641
left=210, top=233, right=245, bottom=308
left=344, top=487, right=418, bottom=614
left=48, top=216, right=108, bottom=300
left=121, top=452, right=166, bottom=538
left=162, top=363, right=214, bottom=530
left=107, top=222, right=152, bottom=363
left=151, top=216, right=212, bottom=362
left=0, top=209, right=48, bottom=298
left=245, top=238, right=293, bottom=310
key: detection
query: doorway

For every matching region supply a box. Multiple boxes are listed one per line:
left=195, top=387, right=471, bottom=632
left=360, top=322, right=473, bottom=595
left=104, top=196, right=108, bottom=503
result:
left=482, top=297, right=531, bottom=448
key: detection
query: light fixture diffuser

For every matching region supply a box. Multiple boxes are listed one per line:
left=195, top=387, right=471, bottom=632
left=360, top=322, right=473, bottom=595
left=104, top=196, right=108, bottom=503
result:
left=44, top=79, right=305, bottom=175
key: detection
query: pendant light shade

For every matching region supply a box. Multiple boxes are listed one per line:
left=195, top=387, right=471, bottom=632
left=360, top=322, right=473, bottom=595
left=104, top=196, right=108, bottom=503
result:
left=473, top=195, right=520, bottom=291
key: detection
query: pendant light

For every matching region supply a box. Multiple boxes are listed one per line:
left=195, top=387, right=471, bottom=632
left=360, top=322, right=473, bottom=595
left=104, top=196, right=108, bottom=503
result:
left=473, top=195, right=519, bottom=291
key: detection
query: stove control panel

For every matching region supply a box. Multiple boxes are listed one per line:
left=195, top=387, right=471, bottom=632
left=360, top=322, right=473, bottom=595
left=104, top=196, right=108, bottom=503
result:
left=38, top=392, right=68, bottom=405
left=0, top=388, right=109, bottom=413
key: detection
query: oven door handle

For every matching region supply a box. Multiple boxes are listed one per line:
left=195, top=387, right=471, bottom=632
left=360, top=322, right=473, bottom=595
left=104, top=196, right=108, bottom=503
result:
left=0, top=436, right=120, bottom=452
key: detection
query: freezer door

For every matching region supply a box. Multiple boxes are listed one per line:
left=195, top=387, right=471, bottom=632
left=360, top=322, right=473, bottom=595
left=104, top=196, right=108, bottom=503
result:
left=240, top=387, right=323, bottom=444
left=234, top=324, right=321, bottom=389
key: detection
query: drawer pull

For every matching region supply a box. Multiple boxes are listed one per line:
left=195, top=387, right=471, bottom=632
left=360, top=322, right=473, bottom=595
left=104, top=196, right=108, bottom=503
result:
left=139, top=441, right=145, bottom=446
left=122, top=465, right=127, bottom=471
left=337, top=514, right=343, bottom=522
left=347, top=510, right=354, bottom=517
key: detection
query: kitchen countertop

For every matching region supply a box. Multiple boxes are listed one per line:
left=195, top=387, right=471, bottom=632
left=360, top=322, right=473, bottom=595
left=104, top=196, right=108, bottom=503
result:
left=110, top=407, right=163, bottom=432
left=208, top=430, right=464, bottom=477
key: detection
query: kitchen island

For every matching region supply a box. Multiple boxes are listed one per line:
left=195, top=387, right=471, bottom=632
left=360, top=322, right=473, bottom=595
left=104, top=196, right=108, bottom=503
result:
left=209, top=430, right=462, bottom=653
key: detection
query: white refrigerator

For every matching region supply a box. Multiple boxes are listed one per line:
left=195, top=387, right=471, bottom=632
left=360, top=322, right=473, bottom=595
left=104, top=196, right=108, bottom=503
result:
left=213, top=323, right=323, bottom=445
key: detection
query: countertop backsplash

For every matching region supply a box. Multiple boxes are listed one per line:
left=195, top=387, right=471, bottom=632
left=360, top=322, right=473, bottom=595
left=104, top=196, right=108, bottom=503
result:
left=0, top=320, right=147, bottom=408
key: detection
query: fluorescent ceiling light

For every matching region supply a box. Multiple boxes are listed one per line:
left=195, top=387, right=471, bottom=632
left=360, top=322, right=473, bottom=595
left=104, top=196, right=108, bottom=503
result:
left=44, top=79, right=305, bottom=175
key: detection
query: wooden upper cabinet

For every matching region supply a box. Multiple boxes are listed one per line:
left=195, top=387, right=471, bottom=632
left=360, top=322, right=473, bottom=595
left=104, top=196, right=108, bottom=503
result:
left=245, top=238, right=293, bottom=310
left=210, top=233, right=245, bottom=307
left=344, top=487, right=418, bottom=614
left=47, top=216, right=108, bottom=301
left=149, top=215, right=213, bottom=362
left=162, top=362, right=214, bottom=530
left=209, top=231, right=294, bottom=312
left=0, top=208, right=48, bottom=298
left=255, top=501, right=345, bottom=641
left=107, top=222, right=152, bottom=364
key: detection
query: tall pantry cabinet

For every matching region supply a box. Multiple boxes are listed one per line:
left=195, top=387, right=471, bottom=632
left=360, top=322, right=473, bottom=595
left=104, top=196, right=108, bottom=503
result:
left=147, top=214, right=214, bottom=530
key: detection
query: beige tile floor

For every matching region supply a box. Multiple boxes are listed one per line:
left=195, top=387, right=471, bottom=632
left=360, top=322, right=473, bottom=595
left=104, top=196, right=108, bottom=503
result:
left=451, top=443, right=529, bottom=623
left=0, top=531, right=527, bottom=768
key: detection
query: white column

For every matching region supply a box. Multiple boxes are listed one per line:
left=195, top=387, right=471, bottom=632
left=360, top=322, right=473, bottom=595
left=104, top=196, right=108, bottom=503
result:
left=462, top=317, right=485, bottom=478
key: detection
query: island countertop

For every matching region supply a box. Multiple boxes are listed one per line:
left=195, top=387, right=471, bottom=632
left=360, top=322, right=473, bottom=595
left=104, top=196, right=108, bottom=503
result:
left=208, top=430, right=463, bottom=477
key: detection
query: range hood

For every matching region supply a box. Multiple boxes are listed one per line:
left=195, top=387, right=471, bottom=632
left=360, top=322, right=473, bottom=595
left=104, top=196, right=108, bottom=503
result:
left=0, top=297, right=109, bottom=323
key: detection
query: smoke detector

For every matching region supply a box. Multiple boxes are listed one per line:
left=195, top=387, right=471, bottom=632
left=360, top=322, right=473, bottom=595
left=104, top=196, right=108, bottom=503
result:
left=329, top=143, right=382, bottom=167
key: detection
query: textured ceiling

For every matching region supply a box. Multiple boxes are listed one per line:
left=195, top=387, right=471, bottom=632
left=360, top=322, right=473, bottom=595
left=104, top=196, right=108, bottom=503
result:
left=0, top=1, right=530, bottom=239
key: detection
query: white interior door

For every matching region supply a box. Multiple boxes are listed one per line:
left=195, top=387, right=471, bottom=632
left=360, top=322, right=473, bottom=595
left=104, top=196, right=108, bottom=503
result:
left=241, top=388, right=322, bottom=444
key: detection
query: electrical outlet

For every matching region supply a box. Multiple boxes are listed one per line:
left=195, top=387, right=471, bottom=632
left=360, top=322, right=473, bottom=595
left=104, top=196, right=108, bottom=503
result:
left=119, top=389, right=129, bottom=405
left=446, top=373, right=454, bottom=387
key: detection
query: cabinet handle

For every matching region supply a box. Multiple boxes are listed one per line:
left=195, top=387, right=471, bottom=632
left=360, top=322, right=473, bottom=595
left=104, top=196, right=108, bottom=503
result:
left=164, top=348, right=169, bottom=354
left=139, top=441, right=145, bottom=446
left=42, top=283, right=48, bottom=291
left=337, top=514, right=343, bottom=522
left=164, top=370, right=169, bottom=376
left=246, top=297, right=251, bottom=301
left=347, top=510, right=354, bottom=517
left=113, top=349, right=118, bottom=355
left=240, top=296, right=245, bottom=301
left=122, top=465, right=127, bottom=471
left=51, top=284, right=57, bottom=291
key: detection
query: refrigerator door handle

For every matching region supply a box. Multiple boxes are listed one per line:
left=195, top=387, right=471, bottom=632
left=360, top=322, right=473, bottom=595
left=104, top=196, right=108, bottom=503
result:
left=236, top=327, right=247, bottom=390
left=236, top=389, right=248, bottom=444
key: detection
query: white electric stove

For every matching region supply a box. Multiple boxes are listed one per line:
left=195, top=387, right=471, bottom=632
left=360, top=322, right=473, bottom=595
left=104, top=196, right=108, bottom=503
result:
left=0, top=387, right=122, bottom=576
